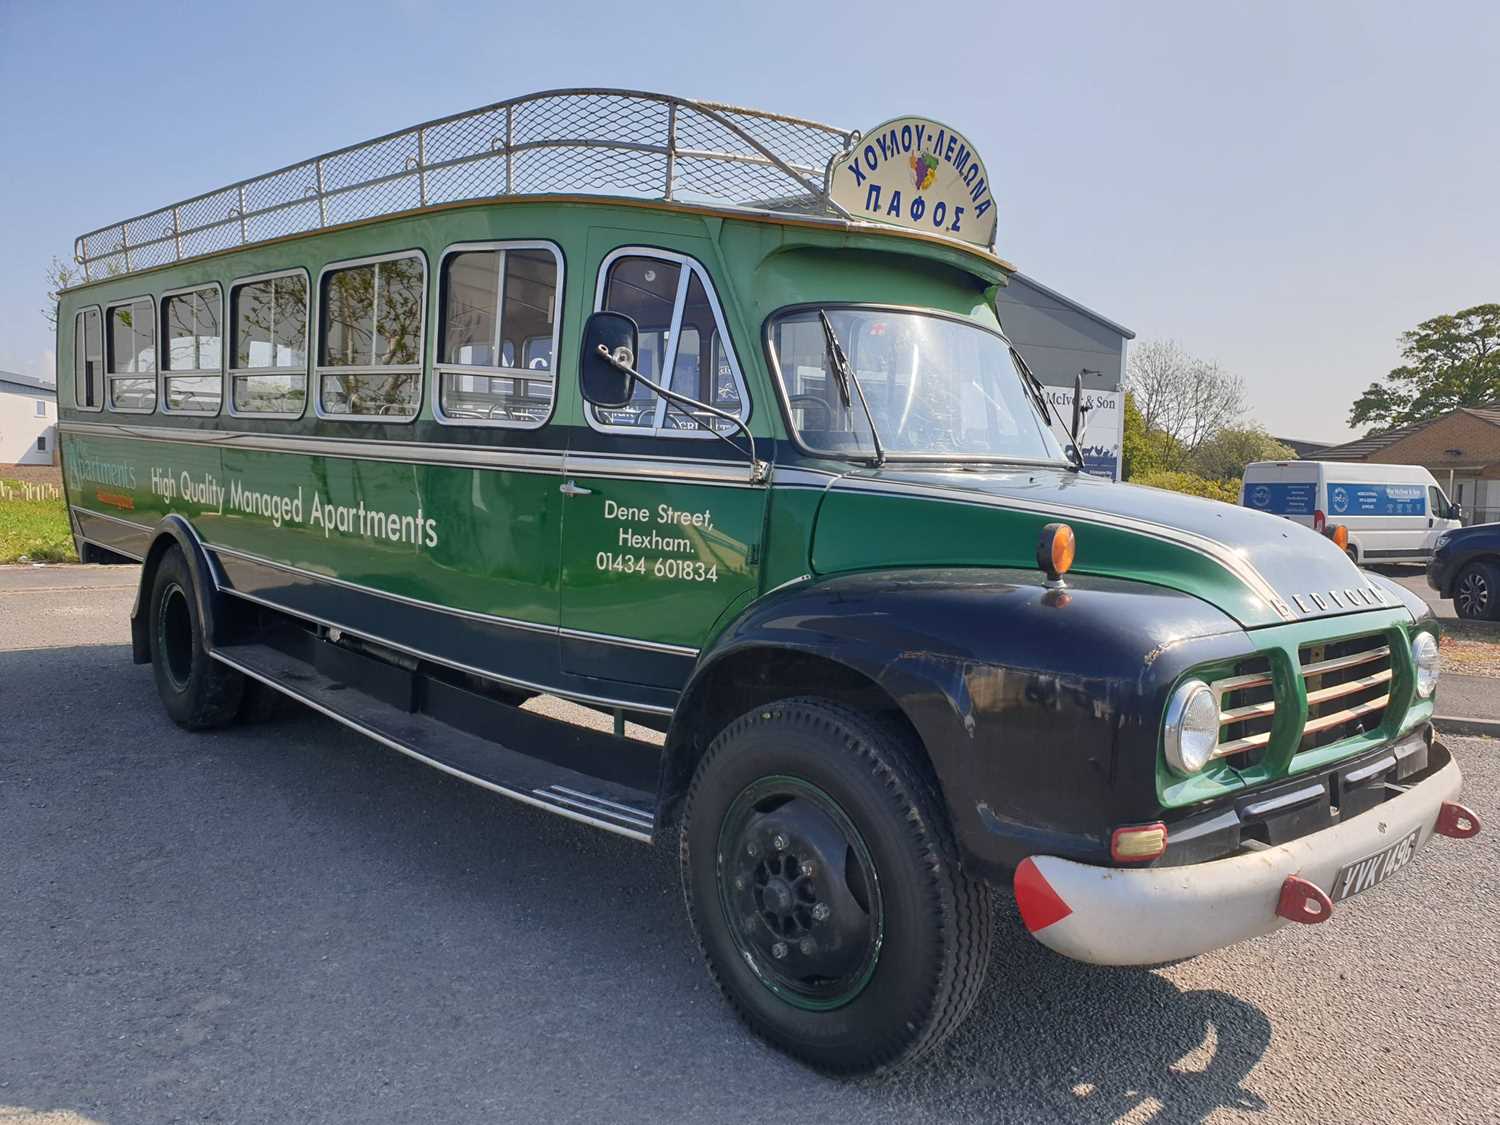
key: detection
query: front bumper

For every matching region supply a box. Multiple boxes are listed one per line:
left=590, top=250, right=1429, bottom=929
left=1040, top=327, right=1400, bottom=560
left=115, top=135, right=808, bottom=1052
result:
left=1015, top=743, right=1469, bottom=966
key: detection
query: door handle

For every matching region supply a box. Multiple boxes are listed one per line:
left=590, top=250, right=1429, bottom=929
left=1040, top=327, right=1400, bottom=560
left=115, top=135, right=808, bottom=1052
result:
left=560, top=480, right=592, bottom=497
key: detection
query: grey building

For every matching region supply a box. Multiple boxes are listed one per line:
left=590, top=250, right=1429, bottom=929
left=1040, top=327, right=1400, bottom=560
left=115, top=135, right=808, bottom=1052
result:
left=996, top=273, right=1134, bottom=478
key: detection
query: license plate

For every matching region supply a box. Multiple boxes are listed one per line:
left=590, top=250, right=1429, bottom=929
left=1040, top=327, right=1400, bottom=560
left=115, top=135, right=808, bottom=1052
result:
left=1331, top=828, right=1421, bottom=902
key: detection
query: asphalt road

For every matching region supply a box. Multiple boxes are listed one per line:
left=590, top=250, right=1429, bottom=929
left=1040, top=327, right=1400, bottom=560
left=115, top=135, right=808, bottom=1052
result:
left=2, top=566, right=1497, bottom=1125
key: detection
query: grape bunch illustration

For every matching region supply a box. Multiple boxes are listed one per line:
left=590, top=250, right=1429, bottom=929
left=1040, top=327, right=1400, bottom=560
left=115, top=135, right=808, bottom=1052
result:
left=910, top=151, right=938, bottom=190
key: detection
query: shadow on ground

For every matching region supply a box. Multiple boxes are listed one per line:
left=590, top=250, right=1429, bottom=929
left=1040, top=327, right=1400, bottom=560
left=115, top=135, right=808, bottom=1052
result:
left=0, top=644, right=1269, bottom=1125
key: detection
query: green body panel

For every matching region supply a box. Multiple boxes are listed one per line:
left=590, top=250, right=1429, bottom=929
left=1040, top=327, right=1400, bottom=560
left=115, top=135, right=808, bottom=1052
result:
left=66, top=431, right=564, bottom=624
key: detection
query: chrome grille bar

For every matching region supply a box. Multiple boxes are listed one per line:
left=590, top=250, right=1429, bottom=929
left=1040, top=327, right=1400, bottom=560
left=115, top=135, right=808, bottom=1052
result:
left=1301, top=644, right=1390, bottom=679
left=1302, top=693, right=1391, bottom=736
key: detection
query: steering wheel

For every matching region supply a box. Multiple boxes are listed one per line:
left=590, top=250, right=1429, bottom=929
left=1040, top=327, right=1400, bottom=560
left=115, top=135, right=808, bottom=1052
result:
left=789, top=394, right=833, bottom=431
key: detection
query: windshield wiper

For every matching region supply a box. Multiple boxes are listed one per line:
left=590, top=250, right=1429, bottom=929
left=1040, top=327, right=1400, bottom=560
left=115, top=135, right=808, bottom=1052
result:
left=1009, top=345, right=1084, bottom=473
left=818, top=309, right=885, bottom=466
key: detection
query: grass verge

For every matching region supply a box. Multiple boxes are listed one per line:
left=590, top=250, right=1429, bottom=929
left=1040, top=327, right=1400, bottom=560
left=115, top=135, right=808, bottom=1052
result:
left=0, top=478, right=77, bottom=563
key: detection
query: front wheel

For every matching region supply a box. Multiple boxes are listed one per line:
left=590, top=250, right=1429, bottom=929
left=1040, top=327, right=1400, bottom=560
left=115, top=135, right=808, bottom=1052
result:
left=1454, top=561, right=1500, bottom=620
left=679, top=698, right=991, bottom=1074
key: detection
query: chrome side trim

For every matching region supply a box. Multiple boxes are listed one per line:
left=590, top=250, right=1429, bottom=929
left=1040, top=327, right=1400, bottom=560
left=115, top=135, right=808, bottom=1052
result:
left=535, top=785, right=654, bottom=831
left=206, top=541, right=698, bottom=656
left=563, top=452, right=756, bottom=487
left=830, top=476, right=1298, bottom=622
left=210, top=649, right=653, bottom=844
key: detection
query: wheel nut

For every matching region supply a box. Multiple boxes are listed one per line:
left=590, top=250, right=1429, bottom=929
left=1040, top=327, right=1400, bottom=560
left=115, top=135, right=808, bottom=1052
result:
left=733, top=876, right=745, bottom=891
left=746, top=841, right=759, bottom=857
left=799, top=860, right=815, bottom=877
left=772, top=941, right=788, bottom=959
left=772, top=834, right=788, bottom=851
left=799, top=938, right=816, bottom=956
left=812, top=902, right=830, bottom=922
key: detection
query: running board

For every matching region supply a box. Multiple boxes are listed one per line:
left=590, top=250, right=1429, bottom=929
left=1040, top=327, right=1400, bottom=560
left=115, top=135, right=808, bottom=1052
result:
left=211, top=642, right=657, bottom=843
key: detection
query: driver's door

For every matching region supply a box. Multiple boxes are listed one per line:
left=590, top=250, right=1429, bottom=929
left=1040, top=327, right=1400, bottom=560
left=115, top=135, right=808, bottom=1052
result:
left=558, top=243, right=767, bottom=691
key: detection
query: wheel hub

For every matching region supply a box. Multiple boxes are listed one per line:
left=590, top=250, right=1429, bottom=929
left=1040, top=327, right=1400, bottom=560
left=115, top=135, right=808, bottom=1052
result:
left=717, top=777, right=883, bottom=1010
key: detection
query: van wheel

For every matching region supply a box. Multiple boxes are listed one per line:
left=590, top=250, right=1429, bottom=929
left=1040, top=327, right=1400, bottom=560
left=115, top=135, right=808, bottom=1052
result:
left=1454, top=561, right=1500, bottom=620
left=679, top=698, right=991, bottom=1074
left=1345, top=546, right=1359, bottom=565
left=149, top=546, right=244, bottom=729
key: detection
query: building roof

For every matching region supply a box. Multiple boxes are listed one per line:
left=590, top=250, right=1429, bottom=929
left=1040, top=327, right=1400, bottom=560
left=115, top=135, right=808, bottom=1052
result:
left=1273, top=436, right=1330, bottom=459
left=0, top=369, right=56, bottom=397
left=1010, top=272, right=1136, bottom=340
left=1317, top=403, right=1500, bottom=462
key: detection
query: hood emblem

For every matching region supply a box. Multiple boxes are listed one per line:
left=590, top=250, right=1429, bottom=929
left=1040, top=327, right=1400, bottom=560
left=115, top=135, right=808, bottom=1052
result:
left=1291, top=585, right=1388, bottom=616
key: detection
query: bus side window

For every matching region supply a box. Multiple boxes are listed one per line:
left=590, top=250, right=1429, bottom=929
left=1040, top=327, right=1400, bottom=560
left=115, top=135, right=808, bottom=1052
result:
left=161, top=284, right=224, bottom=415
left=590, top=249, right=749, bottom=437
left=229, top=270, right=310, bottom=417
left=106, top=297, right=157, bottom=413
left=434, top=242, right=562, bottom=428
left=74, top=307, right=104, bottom=411
left=316, top=252, right=426, bottom=420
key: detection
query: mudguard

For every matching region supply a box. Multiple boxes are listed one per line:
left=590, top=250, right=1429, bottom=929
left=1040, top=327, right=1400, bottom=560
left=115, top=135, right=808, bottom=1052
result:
left=669, top=567, right=1253, bottom=879
left=129, top=516, right=229, bottom=665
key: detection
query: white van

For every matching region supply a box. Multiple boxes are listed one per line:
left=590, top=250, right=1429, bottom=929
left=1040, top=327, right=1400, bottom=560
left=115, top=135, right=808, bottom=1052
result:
left=1240, top=461, right=1461, bottom=564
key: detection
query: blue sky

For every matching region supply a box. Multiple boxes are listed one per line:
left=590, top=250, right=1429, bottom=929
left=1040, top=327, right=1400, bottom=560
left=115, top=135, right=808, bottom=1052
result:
left=2, top=0, right=1494, bottom=441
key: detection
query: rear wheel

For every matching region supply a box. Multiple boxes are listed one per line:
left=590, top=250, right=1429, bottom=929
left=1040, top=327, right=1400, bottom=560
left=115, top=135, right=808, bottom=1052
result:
left=679, top=698, right=991, bottom=1074
left=1454, top=561, right=1500, bottom=620
left=149, top=545, right=244, bottom=728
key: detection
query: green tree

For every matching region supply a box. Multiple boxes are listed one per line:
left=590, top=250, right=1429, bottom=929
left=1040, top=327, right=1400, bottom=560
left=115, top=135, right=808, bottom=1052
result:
left=1187, top=426, right=1295, bottom=480
left=1121, top=391, right=1180, bottom=479
left=1349, top=304, right=1500, bottom=430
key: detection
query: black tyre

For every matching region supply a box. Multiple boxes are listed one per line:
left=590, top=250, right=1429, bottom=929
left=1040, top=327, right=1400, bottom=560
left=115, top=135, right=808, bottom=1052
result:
left=1454, top=561, right=1500, bottom=621
left=680, top=698, right=991, bottom=1074
left=1346, top=546, right=1359, bottom=565
left=148, top=546, right=244, bottom=728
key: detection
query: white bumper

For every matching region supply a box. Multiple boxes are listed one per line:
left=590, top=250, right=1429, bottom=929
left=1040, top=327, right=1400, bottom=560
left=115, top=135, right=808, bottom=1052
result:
left=1016, top=752, right=1465, bottom=966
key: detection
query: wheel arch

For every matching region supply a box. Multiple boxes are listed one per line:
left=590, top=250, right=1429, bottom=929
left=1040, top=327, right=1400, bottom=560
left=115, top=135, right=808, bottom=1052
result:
left=660, top=643, right=937, bottom=826
left=129, top=516, right=229, bottom=664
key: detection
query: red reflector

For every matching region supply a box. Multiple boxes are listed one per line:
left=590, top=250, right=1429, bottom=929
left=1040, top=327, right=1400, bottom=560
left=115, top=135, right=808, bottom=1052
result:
left=1276, top=875, right=1333, bottom=924
left=1014, top=857, right=1072, bottom=933
left=1314, top=509, right=1326, bottom=532
left=1435, top=801, right=1481, bottom=839
left=1110, top=822, right=1167, bottom=862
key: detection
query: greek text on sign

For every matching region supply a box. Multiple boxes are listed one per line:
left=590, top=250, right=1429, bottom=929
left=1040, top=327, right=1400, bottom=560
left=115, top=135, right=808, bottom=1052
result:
left=827, top=117, right=996, bottom=249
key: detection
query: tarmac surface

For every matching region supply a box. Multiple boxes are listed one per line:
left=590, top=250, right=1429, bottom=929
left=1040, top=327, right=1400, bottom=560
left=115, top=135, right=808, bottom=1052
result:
left=1, top=566, right=1497, bottom=1125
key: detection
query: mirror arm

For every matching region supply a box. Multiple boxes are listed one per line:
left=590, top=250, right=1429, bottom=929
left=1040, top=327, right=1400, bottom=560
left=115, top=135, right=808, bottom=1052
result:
left=596, top=345, right=770, bottom=483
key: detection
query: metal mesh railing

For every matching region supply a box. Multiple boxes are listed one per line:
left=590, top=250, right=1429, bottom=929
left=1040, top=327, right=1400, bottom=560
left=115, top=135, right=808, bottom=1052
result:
left=74, top=89, right=860, bottom=281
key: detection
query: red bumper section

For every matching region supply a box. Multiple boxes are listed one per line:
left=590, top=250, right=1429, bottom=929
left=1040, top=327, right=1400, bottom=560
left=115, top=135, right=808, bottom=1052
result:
left=1435, top=800, right=1481, bottom=839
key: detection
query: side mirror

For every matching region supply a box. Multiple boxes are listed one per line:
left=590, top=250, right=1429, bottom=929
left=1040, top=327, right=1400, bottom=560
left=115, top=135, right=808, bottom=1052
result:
left=1449, top=503, right=1463, bottom=521
left=580, top=311, right=639, bottom=409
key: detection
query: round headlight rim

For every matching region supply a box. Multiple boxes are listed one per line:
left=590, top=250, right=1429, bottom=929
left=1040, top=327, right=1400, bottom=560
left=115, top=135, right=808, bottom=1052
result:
left=1165, top=678, right=1220, bottom=777
left=1412, top=630, right=1439, bottom=699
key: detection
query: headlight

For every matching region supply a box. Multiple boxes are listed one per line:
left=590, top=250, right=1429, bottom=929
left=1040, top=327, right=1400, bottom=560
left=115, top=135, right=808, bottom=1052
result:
left=1434, top=531, right=1452, bottom=551
left=1412, top=632, right=1439, bottom=699
left=1165, top=679, right=1220, bottom=775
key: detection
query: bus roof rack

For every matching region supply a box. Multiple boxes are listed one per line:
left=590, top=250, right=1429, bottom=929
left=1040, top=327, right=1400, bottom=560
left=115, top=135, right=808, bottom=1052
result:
left=73, top=88, right=870, bottom=282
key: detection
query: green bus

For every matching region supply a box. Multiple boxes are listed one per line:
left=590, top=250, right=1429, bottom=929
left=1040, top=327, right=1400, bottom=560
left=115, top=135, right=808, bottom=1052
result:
left=57, top=89, right=1478, bottom=1073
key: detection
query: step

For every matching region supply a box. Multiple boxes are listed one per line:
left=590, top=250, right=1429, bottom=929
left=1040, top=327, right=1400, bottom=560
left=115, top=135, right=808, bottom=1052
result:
left=211, top=640, right=658, bottom=842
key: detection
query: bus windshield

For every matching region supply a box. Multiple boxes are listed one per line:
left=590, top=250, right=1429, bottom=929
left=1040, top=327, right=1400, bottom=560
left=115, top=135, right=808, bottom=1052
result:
left=768, top=307, right=1066, bottom=463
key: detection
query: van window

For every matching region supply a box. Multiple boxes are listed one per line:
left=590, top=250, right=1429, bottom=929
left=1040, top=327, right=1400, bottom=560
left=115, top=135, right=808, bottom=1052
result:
left=591, top=250, right=748, bottom=436
left=161, top=286, right=223, bottom=414
left=230, top=271, right=309, bottom=416
left=317, top=253, right=425, bottom=418
left=74, top=308, right=104, bottom=410
left=435, top=243, right=561, bottom=427
left=106, top=298, right=157, bottom=412
left=1429, top=486, right=1447, bottom=517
